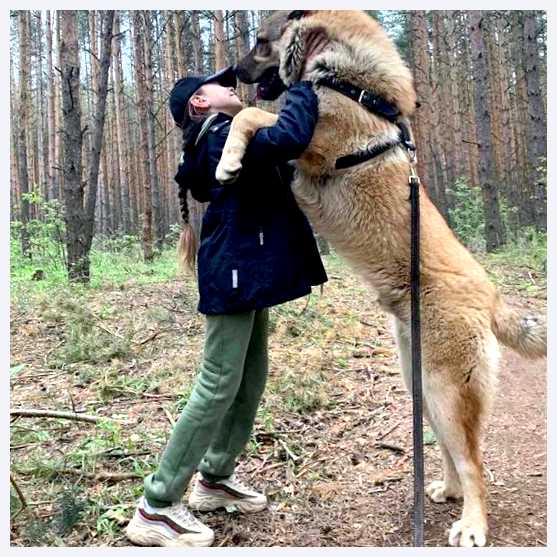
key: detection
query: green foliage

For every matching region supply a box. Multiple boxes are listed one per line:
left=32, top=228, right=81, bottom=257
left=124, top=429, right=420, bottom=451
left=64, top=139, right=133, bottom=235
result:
left=487, top=228, right=547, bottom=273
left=447, top=177, right=486, bottom=250
left=39, top=297, right=133, bottom=367
left=18, top=192, right=67, bottom=268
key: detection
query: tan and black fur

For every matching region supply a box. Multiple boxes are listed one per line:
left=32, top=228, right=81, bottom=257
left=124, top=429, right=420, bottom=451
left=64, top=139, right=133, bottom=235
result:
left=215, top=10, right=546, bottom=547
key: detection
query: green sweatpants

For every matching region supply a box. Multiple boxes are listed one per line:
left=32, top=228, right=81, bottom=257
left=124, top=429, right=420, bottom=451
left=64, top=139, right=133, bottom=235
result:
left=143, top=308, right=269, bottom=507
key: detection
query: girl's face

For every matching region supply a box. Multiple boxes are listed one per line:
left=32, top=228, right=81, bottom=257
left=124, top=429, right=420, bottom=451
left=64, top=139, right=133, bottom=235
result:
left=190, top=83, right=243, bottom=117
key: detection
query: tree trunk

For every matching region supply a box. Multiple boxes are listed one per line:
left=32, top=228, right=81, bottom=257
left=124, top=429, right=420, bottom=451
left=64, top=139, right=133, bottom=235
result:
left=214, top=10, right=227, bottom=70
left=36, top=11, right=49, bottom=208
left=112, top=12, right=131, bottom=234
left=83, top=10, right=114, bottom=249
left=173, top=11, right=187, bottom=76
left=10, top=44, right=20, bottom=222
left=108, top=76, right=122, bottom=233
left=190, top=11, right=204, bottom=73
left=187, top=11, right=209, bottom=240
left=235, top=10, right=255, bottom=105
left=164, top=11, right=182, bottom=227
left=522, top=12, right=547, bottom=231
left=510, top=11, right=532, bottom=228
left=59, top=10, right=87, bottom=280
left=133, top=11, right=154, bottom=261
left=46, top=11, right=57, bottom=201
left=143, top=11, right=164, bottom=251
left=17, top=11, right=31, bottom=257
left=407, top=12, right=436, bottom=207
left=55, top=12, right=64, bottom=200
left=492, top=11, right=519, bottom=233
left=469, top=11, right=506, bottom=251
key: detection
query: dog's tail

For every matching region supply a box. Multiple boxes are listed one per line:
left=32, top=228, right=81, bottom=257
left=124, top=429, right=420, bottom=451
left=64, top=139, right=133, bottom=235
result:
left=491, top=295, right=546, bottom=359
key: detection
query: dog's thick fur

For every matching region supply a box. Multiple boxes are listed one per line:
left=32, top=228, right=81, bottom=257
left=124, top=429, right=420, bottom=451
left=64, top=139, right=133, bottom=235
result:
left=216, top=10, right=546, bottom=547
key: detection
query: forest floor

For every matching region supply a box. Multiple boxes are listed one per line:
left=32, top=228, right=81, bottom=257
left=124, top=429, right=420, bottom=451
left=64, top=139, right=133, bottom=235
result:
left=10, top=250, right=547, bottom=547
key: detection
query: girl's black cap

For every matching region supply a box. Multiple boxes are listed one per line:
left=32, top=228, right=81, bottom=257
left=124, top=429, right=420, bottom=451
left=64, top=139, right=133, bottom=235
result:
left=169, top=65, right=237, bottom=127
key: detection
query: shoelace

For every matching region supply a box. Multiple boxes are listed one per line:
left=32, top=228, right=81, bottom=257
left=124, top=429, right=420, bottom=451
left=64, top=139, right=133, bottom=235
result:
left=226, top=474, right=253, bottom=494
left=170, top=503, right=203, bottom=529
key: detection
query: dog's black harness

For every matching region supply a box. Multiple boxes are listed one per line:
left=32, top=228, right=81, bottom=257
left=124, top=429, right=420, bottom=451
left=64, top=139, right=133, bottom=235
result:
left=318, top=74, right=426, bottom=547
left=316, top=76, right=416, bottom=170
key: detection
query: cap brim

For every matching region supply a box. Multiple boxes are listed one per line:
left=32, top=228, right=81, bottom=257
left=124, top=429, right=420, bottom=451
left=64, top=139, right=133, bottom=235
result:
left=201, top=66, right=237, bottom=89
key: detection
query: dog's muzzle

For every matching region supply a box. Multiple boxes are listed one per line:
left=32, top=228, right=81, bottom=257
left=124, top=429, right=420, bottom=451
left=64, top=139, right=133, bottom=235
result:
left=254, top=67, right=287, bottom=101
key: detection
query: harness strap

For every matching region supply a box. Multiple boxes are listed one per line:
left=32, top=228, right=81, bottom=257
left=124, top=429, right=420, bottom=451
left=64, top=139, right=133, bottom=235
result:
left=316, top=76, right=400, bottom=122
left=335, top=138, right=402, bottom=170
left=335, top=121, right=416, bottom=170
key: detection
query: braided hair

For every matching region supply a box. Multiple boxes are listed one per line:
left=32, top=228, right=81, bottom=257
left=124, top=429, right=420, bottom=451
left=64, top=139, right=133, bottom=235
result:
left=176, top=100, right=207, bottom=274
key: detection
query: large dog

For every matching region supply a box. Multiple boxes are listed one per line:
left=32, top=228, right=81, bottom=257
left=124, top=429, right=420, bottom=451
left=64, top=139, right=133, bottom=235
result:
left=215, top=10, right=546, bottom=547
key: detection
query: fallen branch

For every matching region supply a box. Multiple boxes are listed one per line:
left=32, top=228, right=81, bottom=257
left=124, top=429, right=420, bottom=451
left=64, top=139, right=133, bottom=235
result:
left=375, top=420, right=403, bottom=441
left=375, top=442, right=405, bottom=454
left=276, top=438, right=300, bottom=463
left=136, top=330, right=161, bottom=345
left=162, top=406, right=176, bottom=427
left=10, top=408, right=114, bottom=424
left=10, top=474, right=28, bottom=509
left=17, top=467, right=140, bottom=482
left=10, top=474, right=37, bottom=519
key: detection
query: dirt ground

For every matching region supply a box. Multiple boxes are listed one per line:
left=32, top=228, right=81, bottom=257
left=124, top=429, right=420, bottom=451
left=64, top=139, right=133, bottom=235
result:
left=10, top=255, right=546, bottom=547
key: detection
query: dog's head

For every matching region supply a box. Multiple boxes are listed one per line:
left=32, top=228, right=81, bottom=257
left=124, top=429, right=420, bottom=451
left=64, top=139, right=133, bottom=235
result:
left=236, top=11, right=315, bottom=100
left=237, top=11, right=416, bottom=117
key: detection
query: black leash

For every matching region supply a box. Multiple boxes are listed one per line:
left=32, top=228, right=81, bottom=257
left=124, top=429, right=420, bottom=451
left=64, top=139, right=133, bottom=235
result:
left=409, top=164, right=424, bottom=547
left=317, top=75, right=426, bottom=545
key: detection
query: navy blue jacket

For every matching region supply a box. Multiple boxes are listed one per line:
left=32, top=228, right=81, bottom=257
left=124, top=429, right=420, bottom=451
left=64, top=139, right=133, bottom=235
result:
left=175, top=81, right=327, bottom=315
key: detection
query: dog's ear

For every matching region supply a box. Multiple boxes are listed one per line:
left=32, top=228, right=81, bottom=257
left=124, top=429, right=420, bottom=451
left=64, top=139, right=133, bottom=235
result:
left=287, top=10, right=314, bottom=21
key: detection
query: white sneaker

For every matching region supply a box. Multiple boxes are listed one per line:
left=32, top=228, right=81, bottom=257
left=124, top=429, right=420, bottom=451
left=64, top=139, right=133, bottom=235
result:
left=125, top=496, right=214, bottom=547
left=188, top=473, right=268, bottom=513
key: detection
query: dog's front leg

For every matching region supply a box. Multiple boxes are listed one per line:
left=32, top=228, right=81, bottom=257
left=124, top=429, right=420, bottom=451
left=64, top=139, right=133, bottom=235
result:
left=216, top=108, right=278, bottom=183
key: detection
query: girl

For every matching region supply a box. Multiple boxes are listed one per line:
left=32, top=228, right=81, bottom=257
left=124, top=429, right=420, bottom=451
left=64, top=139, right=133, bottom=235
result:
left=125, top=66, right=327, bottom=547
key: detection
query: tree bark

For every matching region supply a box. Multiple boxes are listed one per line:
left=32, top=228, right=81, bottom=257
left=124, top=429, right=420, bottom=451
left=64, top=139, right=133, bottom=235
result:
left=234, top=11, right=255, bottom=105
left=133, top=11, right=154, bottom=261
left=190, top=11, right=204, bottom=73
left=407, top=12, right=436, bottom=207
left=173, top=11, right=187, bottom=76
left=142, top=11, right=164, bottom=251
left=469, top=11, right=506, bottom=251
left=10, top=44, right=19, bottom=222
left=84, top=11, right=114, bottom=247
left=59, top=10, right=87, bottom=280
left=46, top=11, right=57, bottom=201
left=214, top=10, right=227, bottom=70
left=112, top=12, right=132, bottom=234
left=522, top=12, right=547, bottom=231
left=17, top=11, right=31, bottom=257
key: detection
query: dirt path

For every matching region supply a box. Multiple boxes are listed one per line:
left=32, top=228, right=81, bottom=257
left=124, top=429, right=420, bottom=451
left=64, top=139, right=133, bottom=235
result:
left=179, top=330, right=547, bottom=547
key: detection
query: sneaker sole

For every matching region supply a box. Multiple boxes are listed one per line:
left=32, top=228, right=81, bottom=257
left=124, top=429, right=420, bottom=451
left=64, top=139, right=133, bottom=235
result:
left=188, top=492, right=267, bottom=514
left=125, top=513, right=214, bottom=547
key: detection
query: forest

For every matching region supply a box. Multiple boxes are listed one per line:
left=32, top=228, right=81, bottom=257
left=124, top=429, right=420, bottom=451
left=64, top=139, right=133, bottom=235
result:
left=10, top=10, right=546, bottom=548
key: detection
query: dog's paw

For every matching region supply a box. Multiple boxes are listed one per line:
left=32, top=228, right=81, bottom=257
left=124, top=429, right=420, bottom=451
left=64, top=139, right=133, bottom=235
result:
left=448, top=519, right=487, bottom=547
left=215, top=157, right=243, bottom=184
left=426, top=480, right=462, bottom=503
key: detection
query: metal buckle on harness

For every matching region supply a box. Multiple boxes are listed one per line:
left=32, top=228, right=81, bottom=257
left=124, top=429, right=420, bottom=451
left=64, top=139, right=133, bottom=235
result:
left=409, top=163, right=420, bottom=186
